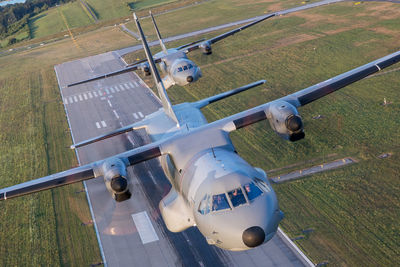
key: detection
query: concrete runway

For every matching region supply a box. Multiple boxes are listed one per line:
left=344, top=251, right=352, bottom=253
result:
left=55, top=52, right=312, bottom=266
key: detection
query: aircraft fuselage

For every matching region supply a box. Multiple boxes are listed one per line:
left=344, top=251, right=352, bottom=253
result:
left=142, top=103, right=283, bottom=250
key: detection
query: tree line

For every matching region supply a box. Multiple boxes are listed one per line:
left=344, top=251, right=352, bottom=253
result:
left=0, top=0, right=75, bottom=43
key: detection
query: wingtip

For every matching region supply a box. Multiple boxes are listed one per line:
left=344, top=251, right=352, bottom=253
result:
left=70, top=145, right=76, bottom=150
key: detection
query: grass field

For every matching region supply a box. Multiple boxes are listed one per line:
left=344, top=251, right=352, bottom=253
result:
left=128, top=1, right=400, bottom=265
left=0, top=0, right=399, bottom=265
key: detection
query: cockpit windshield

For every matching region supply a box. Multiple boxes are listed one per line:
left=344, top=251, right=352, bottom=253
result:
left=177, top=64, right=194, bottom=72
left=212, top=194, right=230, bottom=212
left=244, top=182, right=263, bottom=202
left=197, top=178, right=271, bottom=215
left=228, top=188, right=247, bottom=207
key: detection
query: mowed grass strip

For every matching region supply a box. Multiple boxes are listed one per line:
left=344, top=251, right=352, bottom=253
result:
left=161, top=2, right=400, bottom=265
left=0, top=61, right=102, bottom=265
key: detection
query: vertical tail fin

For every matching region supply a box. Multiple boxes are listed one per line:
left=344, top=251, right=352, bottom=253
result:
left=149, top=11, right=168, bottom=54
left=133, top=13, right=179, bottom=126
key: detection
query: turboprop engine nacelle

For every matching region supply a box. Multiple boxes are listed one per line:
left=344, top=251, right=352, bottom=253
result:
left=101, top=158, right=131, bottom=202
left=200, top=41, right=212, bottom=55
left=266, top=101, right=305, bottom=141
left=139, top=62, right=151, bottom=76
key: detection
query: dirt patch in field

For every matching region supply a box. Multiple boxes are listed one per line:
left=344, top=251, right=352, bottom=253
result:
left=371, top=27, right=398, bottom=37
left=355, top=3, right=400, bottom=20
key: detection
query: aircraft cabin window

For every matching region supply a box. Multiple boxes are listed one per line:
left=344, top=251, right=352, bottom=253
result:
left=228, top=188, right=247, bottom=207
left=244, top=182, right=263, bottom=202
left=183, top=65, right=188, bottom=70
left=178, top=67, right=183, bottom=72
left=188, top=64, right=193, bottom=69
left=212, top=194, right=231, bottom=212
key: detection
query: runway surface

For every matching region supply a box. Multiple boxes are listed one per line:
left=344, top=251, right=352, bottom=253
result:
left=55, top=51, right=312, bottom=266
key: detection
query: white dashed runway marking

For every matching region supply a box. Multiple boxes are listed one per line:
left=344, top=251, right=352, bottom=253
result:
left=64, top=82, right=144, bottom=104
left=138, top=112, right=144, bottom=118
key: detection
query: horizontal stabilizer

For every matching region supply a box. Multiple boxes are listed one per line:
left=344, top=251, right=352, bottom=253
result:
left=67, top=64, right=140, bottom=87
left=71, top=121, right=147, bottom=149
left=193, top=80, right=266, bottom=109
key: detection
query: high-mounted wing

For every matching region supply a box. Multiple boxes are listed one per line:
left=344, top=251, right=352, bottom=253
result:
left=0, top=141, right=163, bottom=201
left=216, top=50, right=400, bottom=132
left=184, top=14, right=275, bottom=53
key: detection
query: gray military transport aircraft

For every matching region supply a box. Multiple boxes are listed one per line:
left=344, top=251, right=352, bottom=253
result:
left=1, top=12, right=400, bottom=251
left=66, top=11, right=275, bottom=89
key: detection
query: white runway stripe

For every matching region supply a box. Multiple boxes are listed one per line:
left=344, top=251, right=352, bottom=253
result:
left=64, top=98, right=68, bottom=104
left=98, top=90, right=102, bottom=96
left=93, top=91, right=98, bottom=97
left=96, top=122, right=101, bottom=129
left=107, top=100, right=112, bottom=108
left=78, top=95, right=83, bottom=101
left=138, top=112, right=144, bottom=118
left=101, top=121, right=107, bottom=127
left=134, top=81, right=139, bottom=87
left=124, top=83, right=130, bottom=89
left=110, top=87, right=115, bottom=93
left=105, top=88, right=110, bottom=94
left=74, top=96, right=78, bottom=102
left=113, top=110, right=120, bottom=119
left=83, top=93, right=88, bottom=100
left=133, top=113, right=138, bottom=119
left=69, top=97, right=73, bottom=103
left=119, top=84, right=125, bottom=90
left=131, top=211, right=159, bottom=244
left=128, top=82, right=134, bottom=88
left=88, top=92, right=93, bottom=98
left=115, top=86, right=120, bottom=92
left=127, top=135, right=135, bottom=146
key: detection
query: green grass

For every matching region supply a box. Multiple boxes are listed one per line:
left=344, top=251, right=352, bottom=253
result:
left=0, top=68, right=102, bottom=266
left=28, top=2, right=93, bottom=39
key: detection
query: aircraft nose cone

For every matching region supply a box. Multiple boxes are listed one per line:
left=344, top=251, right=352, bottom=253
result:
left=286, top=115, right=303, bottom=132
left=111, top=176, right=127, bottom=193
left=242, top=226, right=265, bottom=247
left=187, top=76, right=194, bottom=83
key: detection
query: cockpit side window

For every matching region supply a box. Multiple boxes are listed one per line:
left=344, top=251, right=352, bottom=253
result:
left=228, top=188, right=247, bottom=207
left=244, top=182, right=263, bottom=202
left=183, top=65, right=188, bottom=70
left=198, top=194, right=211, bottom=215
left=178, top=67, right=183, bottom=72
left=188, top=64, right=193, bottom=69
left=212, top=194, right=231, bottom=212
left=254, top=178, right=271, bottom=193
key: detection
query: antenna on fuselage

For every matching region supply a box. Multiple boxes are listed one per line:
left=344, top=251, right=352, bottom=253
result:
left=133, top=13, right=179, bottom=126
left=149, top=11, right=168, bottom=55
